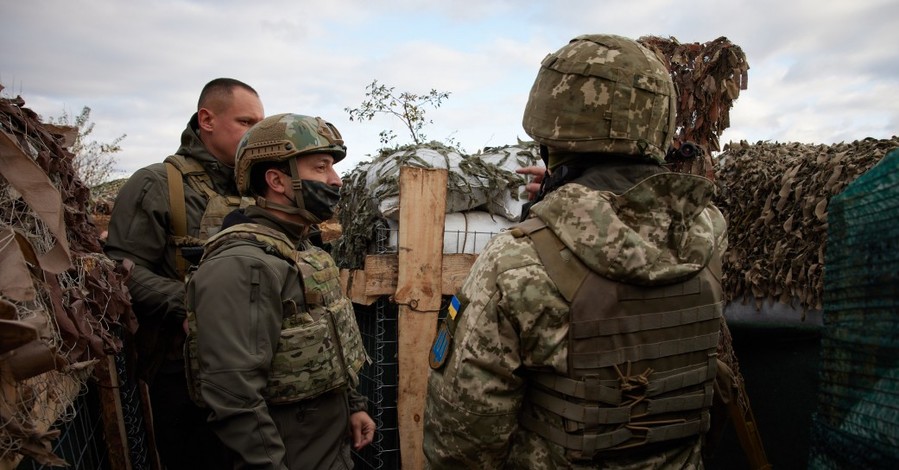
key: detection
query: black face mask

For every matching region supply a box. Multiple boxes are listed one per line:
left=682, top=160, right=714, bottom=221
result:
left=301, top=179, right=340, bottom=221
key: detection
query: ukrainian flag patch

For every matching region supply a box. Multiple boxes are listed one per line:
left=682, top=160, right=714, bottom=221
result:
left=447, top=295, right=461, bottom=320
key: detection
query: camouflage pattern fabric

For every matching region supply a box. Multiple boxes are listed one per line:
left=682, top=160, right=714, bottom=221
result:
left=235, top=113, right=346, bottom=197
left=522, top=34, right=677, bottom=163
left=423, top=171, right=726, bottom=469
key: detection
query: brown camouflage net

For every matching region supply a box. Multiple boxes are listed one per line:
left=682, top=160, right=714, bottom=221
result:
left=639, top=35, right=749, bottom=180
left=88, top=178, right=127, bottom=236
left=715, top=137, right=899, bottom=317
left=0, top=87, right=136, bottom=466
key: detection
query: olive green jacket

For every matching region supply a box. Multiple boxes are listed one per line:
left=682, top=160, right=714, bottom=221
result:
left=186, top=206, right=366, bottom=469
left=104, top=114, right=239, bottom=378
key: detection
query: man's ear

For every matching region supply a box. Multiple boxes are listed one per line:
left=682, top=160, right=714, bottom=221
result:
left=264, top=168, right=288, bottom=195
left=197, top=107, right=215, bottom=132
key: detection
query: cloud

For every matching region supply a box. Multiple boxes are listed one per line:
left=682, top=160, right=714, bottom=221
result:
left=2, top=0, right=897, bottom=177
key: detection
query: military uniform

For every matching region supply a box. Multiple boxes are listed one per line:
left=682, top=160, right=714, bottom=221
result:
left=424, top=161, right=727, bottom=469
left=104, top=113, right=239, bottom=468
left=424, top=34, right=728, bottom=469
left=184, top=205, right=368, bottom=470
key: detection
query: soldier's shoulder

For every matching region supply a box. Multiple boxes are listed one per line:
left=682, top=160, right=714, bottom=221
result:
left=121, top=161, right=169, bottom=187
left=480, top=231, right=541, bottom=272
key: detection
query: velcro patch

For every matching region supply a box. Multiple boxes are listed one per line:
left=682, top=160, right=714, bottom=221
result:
left=429, top=320, right=453, bottom=370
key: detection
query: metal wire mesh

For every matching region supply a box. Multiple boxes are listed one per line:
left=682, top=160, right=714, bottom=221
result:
left=112, top=346, right=153, bottom=470
left=809, top=149, right=899, bottom=469
left=13, top=344, right=154, bottom=470
left=352, top=222, right=400, bottom=470
left=352, top=299, right=400, bottom=470
left=16, top=384, right=108, bottom=470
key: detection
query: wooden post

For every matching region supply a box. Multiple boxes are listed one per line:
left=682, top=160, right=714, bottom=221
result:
left=395, top=167, right=447, bottom=470
left=95, top=355, right=132, bottom=470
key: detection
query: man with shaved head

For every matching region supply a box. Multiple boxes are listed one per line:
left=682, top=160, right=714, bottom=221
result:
left=105, top=78, right=264, bottom=469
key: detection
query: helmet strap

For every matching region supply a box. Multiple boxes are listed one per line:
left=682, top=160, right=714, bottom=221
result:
left=288, top=156, right=306, bottom=211
left=253, top=156, right=323, bottom=224
left=256, top=196, right=302, bottom=215
left=286, top=157, right=324, bottom=224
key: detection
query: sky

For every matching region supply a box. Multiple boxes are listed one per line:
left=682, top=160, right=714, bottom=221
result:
left=2, top=0, right=897, bottom=178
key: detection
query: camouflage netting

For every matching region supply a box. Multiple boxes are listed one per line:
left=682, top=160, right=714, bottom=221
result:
left=0, top=87, right=135, bottom=466
left=639, top=36, right=748, bottom=180
left=332, top=141, right=540, bottom=268
left=335, top=36, right=748, bottom=268
left=714, top=137, right=899, bottom=316
left=89, top=178, right=127, bottom=235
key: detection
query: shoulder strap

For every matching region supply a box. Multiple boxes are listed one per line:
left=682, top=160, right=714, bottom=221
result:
left=510, top=217, right=590, bottom=302
left=165, top=154, right=219, bottom=199
left=165, top=159, right=190, bottom=278
left=203, top=223, right=296, bottom=263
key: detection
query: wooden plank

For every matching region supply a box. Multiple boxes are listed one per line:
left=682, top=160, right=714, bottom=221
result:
left=95, top=355, right=132, bottom=470
left=340, top=253, right=477, bottom=305
left=138, top=380, right=163, bottom=470
left=362, top=254, right=400, bottom=298
left=440, top=253, right=477, bottom=294
left=395, top=167, right=447, bottom=470
left=339, top=265, right=380, bottom=306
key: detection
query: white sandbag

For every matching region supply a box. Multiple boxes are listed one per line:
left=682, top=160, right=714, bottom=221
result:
left=385, top=211, right=516, bottom=254
left=471, top=144, right=543, bottom=221
left=364, top=146, right=492, bottom=220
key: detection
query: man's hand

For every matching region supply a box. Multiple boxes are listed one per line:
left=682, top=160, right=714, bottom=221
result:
left=349, top=411, right=375, bottom=450
left=516, top=165, right=548, bottom=201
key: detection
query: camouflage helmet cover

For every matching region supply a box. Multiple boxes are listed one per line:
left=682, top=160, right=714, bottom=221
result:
left=522, top=34, right=676, bottom=162
left=235, top=113, right=347, bottom=196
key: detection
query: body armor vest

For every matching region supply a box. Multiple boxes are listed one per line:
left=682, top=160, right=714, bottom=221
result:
left=185, top=223, right=369, bottom=407
left=512, top=217, right=722, bottom=460
left=164, top=154, right=252, bottom=278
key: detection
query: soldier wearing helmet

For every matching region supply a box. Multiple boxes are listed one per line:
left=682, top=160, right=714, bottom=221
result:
left=424, top=35, right=728, bottom=468
left=184, top=113, right=375, bottom=469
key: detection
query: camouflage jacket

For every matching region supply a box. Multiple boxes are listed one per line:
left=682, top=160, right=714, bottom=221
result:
left=423, top=164, right=727, bottom=469
left=185, top=205, right=368, bottom=469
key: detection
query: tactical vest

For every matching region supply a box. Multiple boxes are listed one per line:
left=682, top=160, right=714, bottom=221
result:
left=184, top=223, right=370, bottom=407
left=164, top=154, right=252, bottom=279
left=511, top=217, right=722, bottom=460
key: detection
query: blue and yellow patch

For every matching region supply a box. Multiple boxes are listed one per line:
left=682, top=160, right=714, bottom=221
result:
left=429, top=321, right=451, bottom=370
left=429, top=295, right=464, bottom=370
left=447, top=295, right=460, bottom=320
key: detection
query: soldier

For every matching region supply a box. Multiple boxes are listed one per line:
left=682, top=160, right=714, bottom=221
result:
left=424, top=34, right=728, bottom=469
left=105, top=78, right=264, bottom=468
left=184, top=113, right=375, bottom=469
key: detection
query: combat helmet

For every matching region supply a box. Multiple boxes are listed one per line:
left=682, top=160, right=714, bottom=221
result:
left=522, top=34, right=676, bottom=165
left=235, top=113, right=346, bottom=196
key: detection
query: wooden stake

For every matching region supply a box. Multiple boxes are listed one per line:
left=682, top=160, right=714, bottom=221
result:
left=95, top=355, right=132, bottom=470
left=395, top=167, right=447, bottom=470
